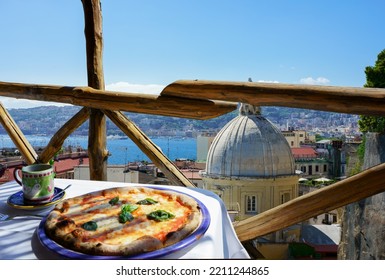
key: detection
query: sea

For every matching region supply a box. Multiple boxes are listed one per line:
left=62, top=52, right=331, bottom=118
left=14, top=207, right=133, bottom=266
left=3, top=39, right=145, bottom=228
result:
left=0, top=134, right=197, bottom=165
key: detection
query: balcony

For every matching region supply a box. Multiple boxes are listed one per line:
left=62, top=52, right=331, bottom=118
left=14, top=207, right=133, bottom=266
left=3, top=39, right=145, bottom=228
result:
left=1, top=0, right=385, bottom=260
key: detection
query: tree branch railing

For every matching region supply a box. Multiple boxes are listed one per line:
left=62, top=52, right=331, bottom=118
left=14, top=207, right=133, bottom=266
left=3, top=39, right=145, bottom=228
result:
left=38, top=107, right=90, bottom=164
left=0, top=103, right=38, bottom=164
left=161, top=79, right=385, bottom=116
left=0, top=81, right=237, bottom=120
left=104, top=110, right=194, bottom=187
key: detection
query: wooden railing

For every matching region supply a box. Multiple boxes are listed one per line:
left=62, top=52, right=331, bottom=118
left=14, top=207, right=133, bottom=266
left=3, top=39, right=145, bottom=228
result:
left=1, top=0, right=385, bottom=242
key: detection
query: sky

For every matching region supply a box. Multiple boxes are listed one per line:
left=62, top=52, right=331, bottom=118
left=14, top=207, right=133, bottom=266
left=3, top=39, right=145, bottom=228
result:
left=1, top=0, right=385, bottom=108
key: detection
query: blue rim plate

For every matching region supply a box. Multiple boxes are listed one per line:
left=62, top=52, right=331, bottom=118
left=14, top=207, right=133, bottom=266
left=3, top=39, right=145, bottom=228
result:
left=7, top=187, right=66, bottom=210
left=37, top=186, right=211, bottom=259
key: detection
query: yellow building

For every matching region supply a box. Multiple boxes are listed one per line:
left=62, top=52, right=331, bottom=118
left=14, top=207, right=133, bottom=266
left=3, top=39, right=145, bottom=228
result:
left=282, top=129, right=316, bottom=148
left=201, top=104, right=299, bottom=223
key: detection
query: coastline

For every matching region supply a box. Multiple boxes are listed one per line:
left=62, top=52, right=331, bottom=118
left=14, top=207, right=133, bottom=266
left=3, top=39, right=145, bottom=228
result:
left=0, top=134, right=197, bottom=165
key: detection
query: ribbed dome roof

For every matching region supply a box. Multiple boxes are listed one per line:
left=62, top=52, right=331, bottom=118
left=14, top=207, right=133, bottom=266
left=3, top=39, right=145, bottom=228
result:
left=205, top=104, right=295, bottom=178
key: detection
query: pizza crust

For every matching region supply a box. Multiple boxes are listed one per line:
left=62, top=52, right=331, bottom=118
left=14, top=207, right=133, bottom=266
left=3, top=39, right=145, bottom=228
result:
left=44, top=186, right=203, bottom=257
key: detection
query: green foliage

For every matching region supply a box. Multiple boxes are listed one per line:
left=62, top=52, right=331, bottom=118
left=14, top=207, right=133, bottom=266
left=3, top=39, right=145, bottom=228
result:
left=349, top=136, right=366, bottom=176
left=315, top=134, right=324, bottom=142
left=359, top=49, right=385, bottom=134
left=358, top=115, right=385, bottom=133
left=356, top=50, right=385, bottom=173
left=364, top=49, right=385, bottom=88
left=357, top=136, right=366, bottom=163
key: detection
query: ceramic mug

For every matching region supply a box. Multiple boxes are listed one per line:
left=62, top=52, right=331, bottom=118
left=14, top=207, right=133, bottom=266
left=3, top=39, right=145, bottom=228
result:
left=13, top=164, right=55, bottom=205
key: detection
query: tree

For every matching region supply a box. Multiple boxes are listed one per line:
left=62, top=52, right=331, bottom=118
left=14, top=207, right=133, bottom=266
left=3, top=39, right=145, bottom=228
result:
left=339, top=50, right=385, bottom=260
left=358, top=49, right=385, bottom=133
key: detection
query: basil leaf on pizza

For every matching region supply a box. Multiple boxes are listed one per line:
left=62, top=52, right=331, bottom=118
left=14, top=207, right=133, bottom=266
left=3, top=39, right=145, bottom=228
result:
left=136, top=198, right=158, bottom=205
left=119, top=211, right=134, bottom=223
left=109, top=196, right=119, bottom=205
left=44, top=186, right=202, bottom=256
left=119, top=203, right=138, bottom=223
left=119, top=204, right=139, bottom=224
left=147, top=210, right=175, bottom=221
left=82, top=221, right=98, bottom=231
left=121, top=203, right=139, bottom=213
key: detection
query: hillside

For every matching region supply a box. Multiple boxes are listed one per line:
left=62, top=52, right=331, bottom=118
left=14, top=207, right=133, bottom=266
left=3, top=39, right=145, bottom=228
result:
left=0, top=105, right=360, bottom=138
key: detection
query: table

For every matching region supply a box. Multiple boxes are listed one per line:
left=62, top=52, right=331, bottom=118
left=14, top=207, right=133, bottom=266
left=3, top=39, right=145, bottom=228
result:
left=0, top=179, right=249, bottom=259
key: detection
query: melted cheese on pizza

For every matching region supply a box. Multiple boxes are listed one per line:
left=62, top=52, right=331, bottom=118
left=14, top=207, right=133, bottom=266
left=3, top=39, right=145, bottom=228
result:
left=53, top=188, right=193, bottom=246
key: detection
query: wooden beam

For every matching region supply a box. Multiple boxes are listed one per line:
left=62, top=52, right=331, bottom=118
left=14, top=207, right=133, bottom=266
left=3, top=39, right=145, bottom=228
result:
left=82, top=0, right=107, bottom=181
left=161, top=80, right=385, bottom=116
left=0, top=103, right=38, bottom=164
left=104, top=110, right=195, bottom=187
left=234, top=162, right=385, bottom=242
left=0, top=81, right=237, bottom=120
left=88, top=109, right=109, bottom=180
left=38, top=108, right=90, bottom=163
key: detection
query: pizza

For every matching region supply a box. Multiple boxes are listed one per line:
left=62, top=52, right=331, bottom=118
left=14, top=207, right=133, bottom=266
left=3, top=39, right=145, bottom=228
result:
left=44, top=186, right=203, bottom=257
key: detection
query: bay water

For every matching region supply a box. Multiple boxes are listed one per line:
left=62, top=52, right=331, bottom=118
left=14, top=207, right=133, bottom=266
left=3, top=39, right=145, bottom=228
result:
left=0, top=134, right=197, bottom=165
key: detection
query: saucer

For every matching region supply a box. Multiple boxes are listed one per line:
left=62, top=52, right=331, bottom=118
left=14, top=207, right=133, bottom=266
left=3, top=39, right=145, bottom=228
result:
left=7, top=187, right=66, bottom=210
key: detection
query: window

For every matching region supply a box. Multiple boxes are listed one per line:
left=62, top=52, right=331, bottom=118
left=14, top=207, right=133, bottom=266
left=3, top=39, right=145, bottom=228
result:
left=245, top=195, right=257, bottom=214
left=281, top=192, right=291, bottom=204
left=323, top=164, right=327, bottom=172
left=323, top=213, right=337, bottom=224
left=315, top=165, right=319, bottom=172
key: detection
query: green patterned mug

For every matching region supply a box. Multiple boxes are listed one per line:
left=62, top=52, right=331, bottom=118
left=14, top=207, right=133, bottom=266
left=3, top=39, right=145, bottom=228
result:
left=13, top=164, right=55, bottom=205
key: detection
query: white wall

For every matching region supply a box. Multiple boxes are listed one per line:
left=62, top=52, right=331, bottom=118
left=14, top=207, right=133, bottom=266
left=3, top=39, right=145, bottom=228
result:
left=74, top=165, right=139, bottom=183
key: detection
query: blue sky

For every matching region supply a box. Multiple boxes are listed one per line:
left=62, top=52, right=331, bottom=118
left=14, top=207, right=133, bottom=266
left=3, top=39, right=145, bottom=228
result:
left=1, top=0, right=385, bottom=108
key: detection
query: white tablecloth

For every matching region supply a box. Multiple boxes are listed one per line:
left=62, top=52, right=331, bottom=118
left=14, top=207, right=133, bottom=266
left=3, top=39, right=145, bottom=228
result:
left=0, top=179, right=249, bottom=259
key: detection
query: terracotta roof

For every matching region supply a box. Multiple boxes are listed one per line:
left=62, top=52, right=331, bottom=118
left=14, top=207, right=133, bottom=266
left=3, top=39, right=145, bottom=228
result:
left=174, top=160, right=206, bottom=170
left=291, top=147, right=318, bottom=159
left=179, top=169, right=202, bottom=180
left=53, top=157, right=89, bottom=174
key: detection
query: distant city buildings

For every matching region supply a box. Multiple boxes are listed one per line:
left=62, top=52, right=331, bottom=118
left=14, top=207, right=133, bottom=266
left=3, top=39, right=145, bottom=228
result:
left=0, top=106, right=361, bottom=140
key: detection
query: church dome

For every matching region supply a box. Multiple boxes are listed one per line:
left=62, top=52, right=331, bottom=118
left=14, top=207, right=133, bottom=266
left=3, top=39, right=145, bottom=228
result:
left=204, top=104, right=295, bottom=178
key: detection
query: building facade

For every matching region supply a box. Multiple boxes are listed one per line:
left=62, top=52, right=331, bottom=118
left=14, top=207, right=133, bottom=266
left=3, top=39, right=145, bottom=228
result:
left=196, top=132, right=217, bottom=162
left=282, top=129, right=315, bottom=148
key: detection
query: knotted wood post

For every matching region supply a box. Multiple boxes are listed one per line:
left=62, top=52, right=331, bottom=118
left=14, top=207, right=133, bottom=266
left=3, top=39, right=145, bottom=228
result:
left=82, top=0, right=108, bottom=180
